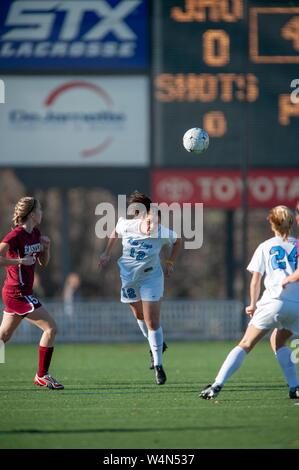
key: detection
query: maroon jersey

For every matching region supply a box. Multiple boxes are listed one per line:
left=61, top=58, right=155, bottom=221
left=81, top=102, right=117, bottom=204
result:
left=1, top=226, right=41, bottom=295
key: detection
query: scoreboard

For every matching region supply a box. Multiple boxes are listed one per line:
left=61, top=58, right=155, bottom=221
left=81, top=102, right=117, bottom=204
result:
left=153, top=0, right=299, bottom=168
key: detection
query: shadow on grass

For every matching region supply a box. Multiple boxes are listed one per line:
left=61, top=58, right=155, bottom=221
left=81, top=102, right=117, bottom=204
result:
left=0, top=424, right=258, bottom=436
left=0, top=382, right=287, bottom=395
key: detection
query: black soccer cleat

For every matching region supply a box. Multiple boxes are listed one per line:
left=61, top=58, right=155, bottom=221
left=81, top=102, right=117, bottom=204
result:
left=154, top=365, right=167, bottom=385
left=289, top=386, right=299, bottom=399
left=149, top=342, right=168, bottom=370
left=200, top=384, right=222, bottom=400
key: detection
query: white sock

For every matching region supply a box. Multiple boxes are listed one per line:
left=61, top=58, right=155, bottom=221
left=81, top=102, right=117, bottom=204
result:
left=148, top=327, right=163, bottom=366
left=275, top=346, right=299, bottom=388
left=213, top=346, right=247, bottom=387
left=137, top=320, right=148, bottom=339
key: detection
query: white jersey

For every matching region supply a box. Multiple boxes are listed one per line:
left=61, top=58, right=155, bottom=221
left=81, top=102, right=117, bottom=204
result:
left=115, top=217, right=177, bottom=282
left=247, top=236, right=299, bottom=302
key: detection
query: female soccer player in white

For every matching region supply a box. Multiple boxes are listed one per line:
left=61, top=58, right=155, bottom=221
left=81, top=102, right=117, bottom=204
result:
left=201, top=205, right=299, bottom=400
left=99, top=191, right=181, bottom=385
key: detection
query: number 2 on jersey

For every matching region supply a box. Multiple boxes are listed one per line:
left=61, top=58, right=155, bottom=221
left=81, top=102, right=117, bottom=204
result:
left=130, top=248, right=146, bottom=261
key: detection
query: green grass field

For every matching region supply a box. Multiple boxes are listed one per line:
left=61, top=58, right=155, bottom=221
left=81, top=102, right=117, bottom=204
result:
left=0, top=341, right=299, bottom=449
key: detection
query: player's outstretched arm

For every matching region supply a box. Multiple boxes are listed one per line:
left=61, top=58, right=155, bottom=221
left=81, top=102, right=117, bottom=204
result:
left=245, top=271, right=262, bottom=317
left=164, top=238, right=182, bottom=278
left=0, top=242, right=35, bottom=267
left=98, top=228, right=119, bottom=268
left=282, top=268, right=299, bottom=288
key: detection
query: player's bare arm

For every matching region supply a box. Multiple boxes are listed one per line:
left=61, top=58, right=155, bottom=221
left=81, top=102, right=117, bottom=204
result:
left=98, top=228, right=119, bottom=268
left=246, top=271, right=262, bottom=317
left=38, top=236, right=51, bottom=267
left=282, top=267, right=299, bottom=288
left=0, top=242, right=35, bottom=266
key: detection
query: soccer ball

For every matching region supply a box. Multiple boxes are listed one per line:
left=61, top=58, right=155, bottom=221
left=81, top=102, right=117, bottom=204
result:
left=183, top=127, right=209, bottom=154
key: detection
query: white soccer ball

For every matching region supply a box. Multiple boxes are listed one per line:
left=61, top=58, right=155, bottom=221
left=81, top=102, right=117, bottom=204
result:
left=183, top=127, right=209, bottom=154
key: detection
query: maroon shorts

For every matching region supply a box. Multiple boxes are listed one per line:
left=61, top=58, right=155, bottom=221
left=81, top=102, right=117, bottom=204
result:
left=2, top=291, right=42, bottom=316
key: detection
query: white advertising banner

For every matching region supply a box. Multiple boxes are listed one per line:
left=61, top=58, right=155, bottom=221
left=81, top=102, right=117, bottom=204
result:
left=0, top=76, right=149, bottom=166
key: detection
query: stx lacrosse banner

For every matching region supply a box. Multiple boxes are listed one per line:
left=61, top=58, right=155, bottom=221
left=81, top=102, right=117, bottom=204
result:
left=152, top=169, right=299, bottom=208
left=0, top=0, right=148, bottom=70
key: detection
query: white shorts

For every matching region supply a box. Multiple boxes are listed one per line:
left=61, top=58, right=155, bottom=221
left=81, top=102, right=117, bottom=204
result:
left=120, top=273, right=164, bottom=303
left=249, top=297, right=299, bottom=335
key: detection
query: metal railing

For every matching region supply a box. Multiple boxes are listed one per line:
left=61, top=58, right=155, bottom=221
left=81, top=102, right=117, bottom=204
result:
left=5, top=299, right=244, bottom=343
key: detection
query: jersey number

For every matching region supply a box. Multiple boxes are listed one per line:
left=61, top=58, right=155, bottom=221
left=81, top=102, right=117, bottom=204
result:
left=122, top=288, right=137, bottom=299
left=129, top=248, right=146, bottom=261
left=270, top=245, right=297, bottom=270
left=26, top=295, right=39, bottom=305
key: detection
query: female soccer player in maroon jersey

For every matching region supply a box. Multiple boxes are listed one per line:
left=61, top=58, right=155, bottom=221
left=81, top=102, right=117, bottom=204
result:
left=0, top=197, right=64, bottom=389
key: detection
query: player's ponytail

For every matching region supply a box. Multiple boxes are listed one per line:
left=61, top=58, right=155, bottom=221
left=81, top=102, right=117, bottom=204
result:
left=12, top=197, right=37, bottom=227
left=267, top=205, right=293, bottom=239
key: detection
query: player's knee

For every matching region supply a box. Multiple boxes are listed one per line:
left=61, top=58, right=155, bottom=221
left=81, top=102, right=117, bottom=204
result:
left=135, top=311, right=144, bottom=320
left=45, top=322, right=58, bottom=338
left=0, top=331, right=12, bottom=343
left=238, top=339, right=253, bottom=352
left=51, top=323, right=58, bottom=337
left=146, top=321, right=160, bottom=331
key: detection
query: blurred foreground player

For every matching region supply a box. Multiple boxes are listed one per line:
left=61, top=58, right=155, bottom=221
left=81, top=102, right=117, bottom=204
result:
left=0, top=197, right=64, bottom=389
left=281, top=202, right=299, bottom=295
left=201, top=206, right=299, bottom=400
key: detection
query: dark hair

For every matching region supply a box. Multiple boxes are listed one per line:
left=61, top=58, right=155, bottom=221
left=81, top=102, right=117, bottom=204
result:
left=127, top=191, right=152, bottom=216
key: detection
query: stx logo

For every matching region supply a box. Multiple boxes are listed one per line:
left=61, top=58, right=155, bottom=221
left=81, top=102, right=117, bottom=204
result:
left=1, top=0, right=142, bottom=41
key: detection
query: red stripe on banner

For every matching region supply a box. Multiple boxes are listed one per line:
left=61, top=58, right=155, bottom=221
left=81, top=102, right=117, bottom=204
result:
left=44, top=81, right=113, bottom=107
left=151, top=169, right=299, bottom=209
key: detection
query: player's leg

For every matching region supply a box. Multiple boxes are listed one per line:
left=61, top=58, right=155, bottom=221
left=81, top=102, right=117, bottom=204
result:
left=140, top=273, right=168, bottom=371
left=129, top=300, right=157, bottom=368
left=270, top=328, right=299, bottom=398
left=121, top=283, right=149, bottom=340
left=200, top=325, right=268, bottom=399
left=142, top=300, right=166, bottom=385
left=26, top=306, right=63, bottom=390
left=129, top=301, right=167, bottom=369
left=0, top=312, right=24, bottom=343
left=26, top=306, right=57, bottom=347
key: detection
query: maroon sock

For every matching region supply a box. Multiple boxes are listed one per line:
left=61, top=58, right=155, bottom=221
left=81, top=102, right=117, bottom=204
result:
left=38, top=346, right=54, bottom=377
